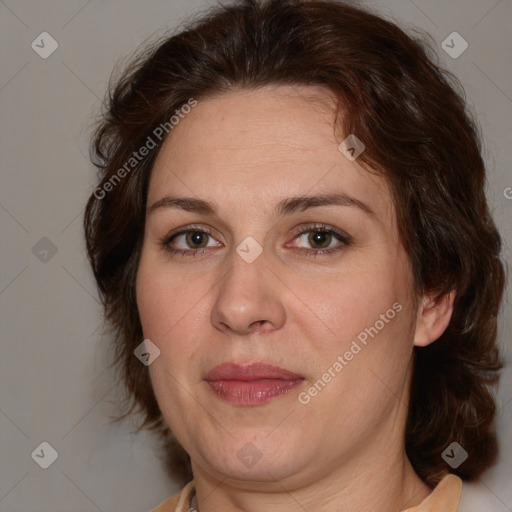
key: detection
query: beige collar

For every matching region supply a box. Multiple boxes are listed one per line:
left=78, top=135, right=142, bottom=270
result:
left=402, top=474, right=462, bottom=512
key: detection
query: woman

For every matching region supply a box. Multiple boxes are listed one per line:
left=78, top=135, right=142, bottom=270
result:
left=84, top=1, right=505, bottom=510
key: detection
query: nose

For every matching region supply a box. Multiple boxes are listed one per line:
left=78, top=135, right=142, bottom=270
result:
left=210, top=247, right=286, bottom=336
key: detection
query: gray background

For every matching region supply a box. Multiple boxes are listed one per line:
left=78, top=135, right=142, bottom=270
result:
left=0, top=1, right=511, bottom=511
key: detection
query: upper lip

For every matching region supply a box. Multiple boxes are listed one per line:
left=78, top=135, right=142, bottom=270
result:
left=204, top=362, right=304, bottom=381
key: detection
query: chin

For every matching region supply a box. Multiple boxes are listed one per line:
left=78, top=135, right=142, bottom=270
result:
left=196, top=435, right=308, bottom=484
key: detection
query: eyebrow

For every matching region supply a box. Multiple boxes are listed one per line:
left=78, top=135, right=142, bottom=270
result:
left=148, top=192, right=375, bottom=217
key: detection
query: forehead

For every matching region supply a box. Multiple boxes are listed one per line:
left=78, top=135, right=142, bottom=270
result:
left=148, top=84, right=394, bottom=222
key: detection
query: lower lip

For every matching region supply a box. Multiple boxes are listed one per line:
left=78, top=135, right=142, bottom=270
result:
left=206, top=379, right=304, bottom=405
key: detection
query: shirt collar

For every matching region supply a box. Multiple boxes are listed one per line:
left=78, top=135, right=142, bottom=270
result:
left=402, top=474, right=463, bottom=512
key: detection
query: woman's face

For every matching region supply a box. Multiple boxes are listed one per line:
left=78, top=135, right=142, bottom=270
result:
left=136, top=84, right=421, bottom=487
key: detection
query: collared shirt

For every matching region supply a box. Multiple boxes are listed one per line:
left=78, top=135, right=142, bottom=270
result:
left=151, top=474, right=463, bottom=511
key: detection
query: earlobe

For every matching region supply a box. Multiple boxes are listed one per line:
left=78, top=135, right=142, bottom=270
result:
left=413, top=290, right=456, bottom=347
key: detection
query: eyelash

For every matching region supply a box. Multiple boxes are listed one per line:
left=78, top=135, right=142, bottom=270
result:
left=159, top=223, right=352, bottom=258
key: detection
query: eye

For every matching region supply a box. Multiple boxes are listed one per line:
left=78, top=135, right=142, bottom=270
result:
left=172, top=230, right=215, bottom=250
left=160, top=225, right=221, bottom=256
left=288, top=223, right=351, bottom=256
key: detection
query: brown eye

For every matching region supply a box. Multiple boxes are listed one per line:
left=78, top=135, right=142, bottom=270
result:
left=160, top=226, right=222, bottom=257
left=307, top=230, right=333, bottom=249
left=292, top=225, right=349, bottom=254
left=184, top=231, right=210, bottom=249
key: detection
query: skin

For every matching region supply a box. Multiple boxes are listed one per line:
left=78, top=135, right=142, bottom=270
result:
left=136, top=84, right=455, bottom=512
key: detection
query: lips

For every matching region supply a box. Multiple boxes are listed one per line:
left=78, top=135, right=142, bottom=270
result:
left=204, top=362, right=305, bottom=405
left=204, top=362, right=304, bottom=381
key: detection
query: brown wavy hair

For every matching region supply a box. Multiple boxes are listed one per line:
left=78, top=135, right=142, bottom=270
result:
left=83, top=0, right=506, bottom=487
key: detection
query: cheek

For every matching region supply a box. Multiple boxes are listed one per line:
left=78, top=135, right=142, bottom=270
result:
left=136, top=261, right=200, bottom=415
left=136, top=253, right=213, bottom=379
left=136, top=269, right=168, bottom=340
left=136, top=251, right=201, bottom=340
left=292, top=248, right=416, bottom=418
left=293, top=250, right=411, bottom=345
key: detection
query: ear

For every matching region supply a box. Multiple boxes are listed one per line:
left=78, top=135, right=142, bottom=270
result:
left=413, top=290, right=456, bottom=348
